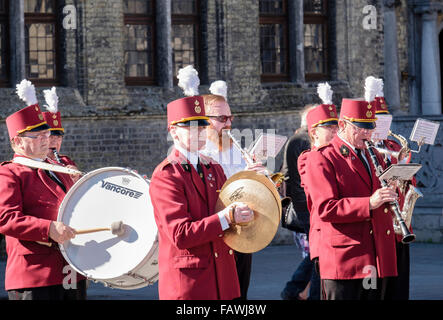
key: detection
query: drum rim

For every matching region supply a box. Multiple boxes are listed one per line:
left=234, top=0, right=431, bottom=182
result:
left=94, top=237, right=159, bottom=289
left=57, top=166, right=156, bottom=280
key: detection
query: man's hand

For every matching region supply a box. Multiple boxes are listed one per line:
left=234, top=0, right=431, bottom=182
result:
left=224, top=202, right=254, bottom=225
left=66, top=165, right=82, bottom=183
left=49, top=221, right=76, bottom=244
left=369, top=186, right=398, bottom=210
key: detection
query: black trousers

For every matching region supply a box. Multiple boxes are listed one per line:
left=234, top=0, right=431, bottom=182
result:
left=321, top=278, right=389, bottom=300
left=234, top=251, right=252, bottom=300
left=8, top=280, right=87, bottom=300
left=384, top=241, right=410, bottom=300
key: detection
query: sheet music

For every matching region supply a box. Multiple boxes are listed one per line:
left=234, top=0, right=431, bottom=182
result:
left=371, top=114, right=393, bottom=141
left=378, top=164, right=422, bottom=182
left=409, top=118, right=440, bottom=145
left=248, top=133, right=288, bottom=162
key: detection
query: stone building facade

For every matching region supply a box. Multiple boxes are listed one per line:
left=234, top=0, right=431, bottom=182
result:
left=0, top=0, right=442, bottom=243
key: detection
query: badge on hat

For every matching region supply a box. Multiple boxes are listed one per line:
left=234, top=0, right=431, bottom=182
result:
left=377, top=96, right=389, bottom=114
left=194, top=99, right=201, bottom=114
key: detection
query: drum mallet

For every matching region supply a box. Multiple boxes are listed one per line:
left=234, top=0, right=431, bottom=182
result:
left=75, top=221, right=126, bottom=237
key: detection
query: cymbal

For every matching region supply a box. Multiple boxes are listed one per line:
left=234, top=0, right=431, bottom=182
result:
left=215, top=170, right=282, bottom=253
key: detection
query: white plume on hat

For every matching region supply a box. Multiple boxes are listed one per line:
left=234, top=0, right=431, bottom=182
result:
left=364, top=76, right=379, bottom=103
left=177, top=65, right=200, bottom=97
left=375, top=78, right=384, bottom=97
left=209, top=80, right=228, bottom=101
left=317, top=82, right=333, bottom=105
left=16, top=79, right=38, bottom=106
left=43, top=87, right=59, bottom=114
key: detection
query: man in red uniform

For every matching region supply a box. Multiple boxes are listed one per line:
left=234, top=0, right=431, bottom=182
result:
left=0, top=91, right=86, bottom=299
left=201, top=86, right=266, bottom=300
left=200, top=92, right=253, bottom=300
left=373, top=96, right=414, bottom=300
left=42, top=87, right=81, bottom=182
left=149, top=95, right=254, bottom=300
left=298, top=98, right=398, bottom=300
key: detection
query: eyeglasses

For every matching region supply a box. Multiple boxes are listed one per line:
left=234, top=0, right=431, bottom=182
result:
left=21, top=131, right=50, bottom=139
left=207, top=115, right=234, bottom=123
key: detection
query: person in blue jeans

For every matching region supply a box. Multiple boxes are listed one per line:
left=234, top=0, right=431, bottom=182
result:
left=280, top=105, right=320, bottom=300
left=281, top=232, right=320, bottom=300
left=280, top=86, right=339, bottom=300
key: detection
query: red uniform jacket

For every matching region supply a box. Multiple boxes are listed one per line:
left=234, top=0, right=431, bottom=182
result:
left=298, top=136, right=398, bottom=280
left=0, top=155, right=79, bottom=290
left=149, top=148, right=240, bottom=300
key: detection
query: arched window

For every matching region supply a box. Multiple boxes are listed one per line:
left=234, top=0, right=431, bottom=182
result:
left=123, top=0, right=202, bottom=86
left=303, top=0, right=329, bottom=81
left=123, top=0, right=156, bottom=85
left=24, top=0, right=59, bottom=85
left=171, top=0, right=201, bottom=81
left=259, top=0, right=289, bottom=82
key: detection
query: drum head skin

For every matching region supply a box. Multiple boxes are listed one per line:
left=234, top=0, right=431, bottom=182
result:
left=58, top=167, right=157, bottom=287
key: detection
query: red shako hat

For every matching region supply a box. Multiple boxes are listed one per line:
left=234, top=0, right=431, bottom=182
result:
left=42, top=87, right=64, bottom=135
left=307, top=82, right=338, bottom=131
left=167, top=65, right=209, bottom=128
left=6, top=79, right=49, bottom=140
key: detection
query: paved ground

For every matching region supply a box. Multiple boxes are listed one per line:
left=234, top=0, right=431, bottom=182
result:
left=0, top=242, right=442, bottom=300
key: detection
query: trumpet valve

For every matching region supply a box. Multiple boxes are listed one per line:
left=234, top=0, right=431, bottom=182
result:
left=270, top=173, right=285, bottom=186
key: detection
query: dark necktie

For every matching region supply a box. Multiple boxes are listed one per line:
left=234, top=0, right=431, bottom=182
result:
left=356, top=149, right=371, bottom=177
left=197, top=159, right=205, bottom=184
left=45, top=170, right=67, bottom=193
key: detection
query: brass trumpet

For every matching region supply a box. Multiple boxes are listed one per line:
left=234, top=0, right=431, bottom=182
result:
left=225, top=130, right=285, bottom=187
left=374, top=130, right=410, bottom=163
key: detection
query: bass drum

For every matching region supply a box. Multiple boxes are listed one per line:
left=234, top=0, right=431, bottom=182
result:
left=58, top=167, right=158, bottom=290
